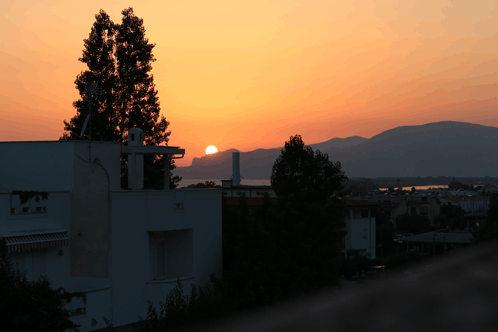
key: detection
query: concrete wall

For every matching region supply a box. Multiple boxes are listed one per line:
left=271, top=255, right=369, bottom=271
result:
left=74, top=142, right=121, bottom=191
left=70, top=155, right=109, bottom=279
left=70, top=289, right=111, bottom=332
left=0, top=142, right=75, bottom=192
left=0, top=140, right=120, bottom=192
left=0, top=191, right=72, bottom=290
left=109, top=189, right=222, bottom=328
left=8, top=248, right=70, bottom=288
left=0, top=191, right=71, bottom=234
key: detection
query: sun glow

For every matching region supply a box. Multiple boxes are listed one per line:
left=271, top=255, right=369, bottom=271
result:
left=205, top=145, right=218, bottom=154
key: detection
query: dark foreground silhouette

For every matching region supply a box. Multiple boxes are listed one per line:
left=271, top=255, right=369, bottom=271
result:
left=188, top=241, right=498, bottom=332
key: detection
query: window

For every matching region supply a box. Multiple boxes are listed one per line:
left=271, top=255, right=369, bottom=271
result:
left=237, top=192, right=246, bottom=197
left=68, top=296, right=86, bottom=316
left=10, top=251, right=46, bottom=282
left=361, top=209, right=369, bottom=218
left=10, top=208, right=16, bottom=214
left=421, top=197, right=427, bottom=202
left=222, top=192, right=227, bottom=196
left=156, top=240, right=165, bottom=278
left=363, top=229, right=368, bottom=239
left=150, top=230, right=193, bottom=281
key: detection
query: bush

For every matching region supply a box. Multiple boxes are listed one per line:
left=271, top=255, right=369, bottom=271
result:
left=385, top=252, right=422, bottom=270
left=395, top=214, right=432, bottom=234
left=0, top=240, right=85, bottom=332
left=131, top=276, right=235, bottom=332
left=340, top=250, right=371, bottom=279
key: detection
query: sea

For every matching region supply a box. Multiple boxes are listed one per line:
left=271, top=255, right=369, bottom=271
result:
left=177, top=179, right=271, bottom=188
left=379, top=185, right=449, bottom=191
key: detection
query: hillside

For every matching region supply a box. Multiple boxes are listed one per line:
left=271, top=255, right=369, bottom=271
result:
left=174, top=121, right=498, bottom=179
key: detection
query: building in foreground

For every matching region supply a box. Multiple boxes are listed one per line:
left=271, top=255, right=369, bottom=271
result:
left=0, top=129, right=222, bottom=331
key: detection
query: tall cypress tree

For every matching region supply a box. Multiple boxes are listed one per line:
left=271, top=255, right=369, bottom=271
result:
left=61, top=8, right=180, bottom=188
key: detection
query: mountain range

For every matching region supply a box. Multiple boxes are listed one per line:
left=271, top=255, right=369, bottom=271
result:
left=174, top=121, right=498, bottom=179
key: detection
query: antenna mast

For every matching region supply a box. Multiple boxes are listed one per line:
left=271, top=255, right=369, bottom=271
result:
left=82, top=82, right=103, bottom=161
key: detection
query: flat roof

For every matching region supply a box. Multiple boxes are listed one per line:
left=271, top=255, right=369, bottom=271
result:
left=400, top=231, right=473, bottom=244
left=121, top=146, right=184, bottom=155
left=0, top=140, right=121, bottom=144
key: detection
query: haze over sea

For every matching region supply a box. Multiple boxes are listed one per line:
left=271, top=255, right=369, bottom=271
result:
left=178, top=179, right=270, bottom=188
left=178, top=181, right=449, bottom=191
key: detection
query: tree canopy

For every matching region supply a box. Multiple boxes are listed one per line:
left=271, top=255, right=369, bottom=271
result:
left=60, top=8, right=179, bottom=188
left=395, top=214, right=432, bottom=234
left=271, top=135, right=347, bottom=206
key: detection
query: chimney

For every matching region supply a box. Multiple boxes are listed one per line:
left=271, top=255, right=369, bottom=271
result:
left=128, top=128, right=144, bottom=189
left=232, top=152, right=240, bottom=187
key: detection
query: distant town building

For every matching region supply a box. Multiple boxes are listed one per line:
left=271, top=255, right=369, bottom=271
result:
left=439, top=196, right=490, bottom=214
left=221, top=179, right=276, bottom=198
left=349, top=194, right=441, bottom=226
left=342, top=200, right=377, bottom=259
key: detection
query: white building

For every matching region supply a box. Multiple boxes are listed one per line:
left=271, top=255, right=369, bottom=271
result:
left=342, top=201, right=376, bottom=259
left=0, top=131, right=222, bottom=331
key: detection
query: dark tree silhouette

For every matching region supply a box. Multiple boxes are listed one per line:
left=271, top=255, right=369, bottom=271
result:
left=472, top=193, right=498, bottom=243
left=61, top=10, right=118, bottom=142
left=395, top=214, right=432, bottom=234
left=0, top=240, right=86, bottom=332
left=271, top=134, right=347, bottom=206
left=61, top=8, right=180, bottom=188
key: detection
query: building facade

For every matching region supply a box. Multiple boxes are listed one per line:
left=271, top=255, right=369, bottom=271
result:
left=342, top=201, right=377, bottom=259
left=0, top=136, right=222, bottom=331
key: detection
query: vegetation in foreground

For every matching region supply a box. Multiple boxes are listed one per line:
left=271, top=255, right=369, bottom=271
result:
left=0, top=241, right=86, bottom=332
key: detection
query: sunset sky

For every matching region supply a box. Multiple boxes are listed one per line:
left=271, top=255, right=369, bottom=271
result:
left=1, top=0, right=497, bottom=166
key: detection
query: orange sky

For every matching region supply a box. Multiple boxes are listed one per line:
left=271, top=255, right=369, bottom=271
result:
left=1, top=0, right=497, bottom=166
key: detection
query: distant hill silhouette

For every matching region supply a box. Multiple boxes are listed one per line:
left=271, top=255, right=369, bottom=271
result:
left=174, top=121, right=498, bottom=179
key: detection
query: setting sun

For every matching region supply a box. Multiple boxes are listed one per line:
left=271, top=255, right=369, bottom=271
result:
left=205, top=145, right=218, bottom=155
